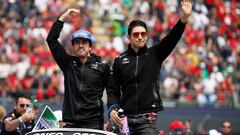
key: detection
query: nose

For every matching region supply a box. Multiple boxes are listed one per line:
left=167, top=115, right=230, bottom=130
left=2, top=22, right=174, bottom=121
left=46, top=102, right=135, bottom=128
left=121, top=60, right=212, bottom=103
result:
left=79, top=43, right=83, bottom=47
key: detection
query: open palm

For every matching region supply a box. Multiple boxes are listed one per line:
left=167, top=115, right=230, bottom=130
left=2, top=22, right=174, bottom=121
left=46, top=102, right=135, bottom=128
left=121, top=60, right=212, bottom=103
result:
left=59, top=8, right=80, bottom=22
left=181, top=0, right=192, bottom=23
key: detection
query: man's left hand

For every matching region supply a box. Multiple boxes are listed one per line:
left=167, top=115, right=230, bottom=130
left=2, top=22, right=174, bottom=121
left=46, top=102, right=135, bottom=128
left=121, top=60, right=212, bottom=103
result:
left=180, top=0, right=192, bottom=23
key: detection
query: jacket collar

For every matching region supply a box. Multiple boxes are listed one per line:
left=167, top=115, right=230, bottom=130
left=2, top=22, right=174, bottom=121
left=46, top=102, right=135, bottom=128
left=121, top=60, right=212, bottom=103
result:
left=72, top=53, right=101, bottom=65
left=86, top=53, right=101, bottom=64
left=127, top=44, right=148, bottom=56
left=13, top=109, right=21, bottom=118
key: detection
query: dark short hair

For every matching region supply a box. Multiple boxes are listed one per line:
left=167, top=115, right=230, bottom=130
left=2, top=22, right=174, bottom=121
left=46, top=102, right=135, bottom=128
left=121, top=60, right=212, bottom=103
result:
left=15, top=94, right=32, bottom=104
left=128, top=20, right=148, bottom=36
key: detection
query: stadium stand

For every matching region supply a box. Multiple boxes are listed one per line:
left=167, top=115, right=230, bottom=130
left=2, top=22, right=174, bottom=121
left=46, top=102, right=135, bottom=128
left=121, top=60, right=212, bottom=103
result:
left=0, top=0, right=240, bottom=134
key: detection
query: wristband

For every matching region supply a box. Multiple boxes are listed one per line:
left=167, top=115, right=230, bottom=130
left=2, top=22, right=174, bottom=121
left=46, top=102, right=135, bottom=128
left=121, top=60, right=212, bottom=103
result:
left=108, top=104, right=120, bottom=117
left=18, top=117, right=23, bottom=123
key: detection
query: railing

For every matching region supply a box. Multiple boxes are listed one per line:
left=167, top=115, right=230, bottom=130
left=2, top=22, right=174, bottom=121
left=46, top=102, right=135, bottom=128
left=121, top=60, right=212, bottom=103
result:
left=26, top=128, right=117, bottom=135
left=160, top=90, right=238, bottom=109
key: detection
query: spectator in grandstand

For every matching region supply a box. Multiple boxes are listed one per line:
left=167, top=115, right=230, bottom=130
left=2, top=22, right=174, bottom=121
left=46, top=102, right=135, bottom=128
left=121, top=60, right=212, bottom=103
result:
left=168, top=120, right=187, bottom=135
left=220, top=120, right=232, bottom=135
left=46, top=8, right=109, bottom=130
left=1, top=94, right=36, bottom=135
left=107, top=0, right=192, bottom=134
left=208, top=129, right=221, bottom=135
left=0, top=105, right=6, bottom=132
left=184, top=119, right=193, bottom=135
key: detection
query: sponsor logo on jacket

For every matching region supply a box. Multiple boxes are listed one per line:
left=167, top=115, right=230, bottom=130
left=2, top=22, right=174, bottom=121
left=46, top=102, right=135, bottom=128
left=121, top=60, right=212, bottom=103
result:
left=122, top=58, right=130, bottom=64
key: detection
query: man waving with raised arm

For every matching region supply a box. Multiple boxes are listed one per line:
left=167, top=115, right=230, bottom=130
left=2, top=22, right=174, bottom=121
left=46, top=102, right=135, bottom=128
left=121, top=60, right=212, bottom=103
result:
left=107, top=0, right=192, bottom=134
left=46, top=9, right=109, bottom=129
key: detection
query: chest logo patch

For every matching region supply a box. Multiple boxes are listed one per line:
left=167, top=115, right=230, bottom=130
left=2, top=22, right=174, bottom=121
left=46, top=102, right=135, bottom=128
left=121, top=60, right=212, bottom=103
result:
left=122, top=58, right=130, bottom=64
left=91, top=63, right=98, bottom=69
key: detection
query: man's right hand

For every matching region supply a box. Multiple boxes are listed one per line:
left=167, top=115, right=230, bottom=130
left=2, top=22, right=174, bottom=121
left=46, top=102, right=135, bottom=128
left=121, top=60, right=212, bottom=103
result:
left=110, top=110, right=121, bottom=127
left=21, top=109, right=35, bottom=123
left=59, top=8, right=80, bottom=22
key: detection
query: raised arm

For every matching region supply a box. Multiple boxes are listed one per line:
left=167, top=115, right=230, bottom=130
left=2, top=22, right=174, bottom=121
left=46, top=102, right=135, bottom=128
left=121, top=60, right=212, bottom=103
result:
left=46, top=9, right=80, bottom=71
left=154, top=0, right=192, bottom=62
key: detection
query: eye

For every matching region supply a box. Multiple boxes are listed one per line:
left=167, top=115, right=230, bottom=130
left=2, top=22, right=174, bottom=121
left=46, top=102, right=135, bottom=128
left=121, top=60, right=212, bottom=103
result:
left=131, top=32, right=147, bottom=38
left=82, top=39, right=89, bottom=44
left=19, top=104, right=31, bottom=109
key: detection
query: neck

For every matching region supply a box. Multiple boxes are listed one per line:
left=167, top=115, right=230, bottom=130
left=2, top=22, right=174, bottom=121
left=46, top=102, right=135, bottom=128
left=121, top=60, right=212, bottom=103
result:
left=131, top=45, right=140, bottom=54
left=79, top=57, right=88, bottom=64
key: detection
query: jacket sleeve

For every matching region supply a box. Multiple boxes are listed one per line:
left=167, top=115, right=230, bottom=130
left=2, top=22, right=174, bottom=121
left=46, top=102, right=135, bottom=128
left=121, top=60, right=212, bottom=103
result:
left=103, top=63, right=110, bottom=87
left=107, top=58, right=121, bottom=108
left=46, top=20, right=69, bottom=71
left=153, top=20, right=186, bottom=62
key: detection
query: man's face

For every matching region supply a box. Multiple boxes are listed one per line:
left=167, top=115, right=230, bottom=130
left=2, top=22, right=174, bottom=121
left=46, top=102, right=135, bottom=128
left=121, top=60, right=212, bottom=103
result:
left=73, top=38, right=91, bottom=58
left=128, top=26, right=147, bottom=49
left=15, top=97, right=32, bottom=115
left=221, top=122, right=231, bottom=135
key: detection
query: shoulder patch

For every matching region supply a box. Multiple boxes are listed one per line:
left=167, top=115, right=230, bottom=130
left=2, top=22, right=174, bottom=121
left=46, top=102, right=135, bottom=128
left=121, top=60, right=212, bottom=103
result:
left=119, top=52, right=127, bottom=58
left=4, top=117, right=13, bottom=124
left=11, top=113, right=15, bottom=117
left=91, top=63, right=99, bottom=69
left=122, top=57, right=130, bottom=64
left=91, top=61, right=106, bottom=70
left=97, top=61, right=105, bottom=65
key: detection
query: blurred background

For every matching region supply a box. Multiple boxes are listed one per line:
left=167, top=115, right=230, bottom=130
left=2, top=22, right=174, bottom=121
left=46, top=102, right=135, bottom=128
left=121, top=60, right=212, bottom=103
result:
left=0, top=0, right=239, bottom=134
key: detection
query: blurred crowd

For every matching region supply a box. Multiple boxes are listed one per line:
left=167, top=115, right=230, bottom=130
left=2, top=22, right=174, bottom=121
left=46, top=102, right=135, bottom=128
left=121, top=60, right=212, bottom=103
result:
left=159, top=119, right=232, bottom=135
left=0, top=0, right=240, bottom=109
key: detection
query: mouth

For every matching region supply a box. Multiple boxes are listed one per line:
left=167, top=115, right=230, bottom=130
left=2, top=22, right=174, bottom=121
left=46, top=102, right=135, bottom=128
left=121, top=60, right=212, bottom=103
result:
left=137, top=40, right=143, bottom=42
left=77, top=48, right=84, bottom=52
left=137, top=41, right=145, bottom=44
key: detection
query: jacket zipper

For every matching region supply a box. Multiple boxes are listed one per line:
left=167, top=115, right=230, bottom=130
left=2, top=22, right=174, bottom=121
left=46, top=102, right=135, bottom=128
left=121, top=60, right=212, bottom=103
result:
left=152, top=83, right=158, bottom=108
left=97, top=99, right=100, bottom=115
left=79, top=65, right=84, bottom=91
left=135, top=56, right=139, bottom=115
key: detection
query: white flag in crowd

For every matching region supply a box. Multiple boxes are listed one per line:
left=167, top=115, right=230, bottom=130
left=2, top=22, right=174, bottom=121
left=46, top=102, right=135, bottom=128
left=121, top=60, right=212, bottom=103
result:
left=32, top=105, right=59, bottom=131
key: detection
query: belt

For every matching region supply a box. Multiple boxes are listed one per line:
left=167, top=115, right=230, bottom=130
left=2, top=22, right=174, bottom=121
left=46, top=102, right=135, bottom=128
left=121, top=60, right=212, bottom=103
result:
left=127, top=113, right=146, bottom=118
left=127, top=112, right=158, bottom=118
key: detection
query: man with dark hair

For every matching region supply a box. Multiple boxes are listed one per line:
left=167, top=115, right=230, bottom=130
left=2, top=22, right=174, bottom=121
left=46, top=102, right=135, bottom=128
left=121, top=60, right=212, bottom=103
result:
left=107, top=0, right=192, bottom=134
left=46, top=8, right=109, bottom=129
left=1, top=95, right=36, bottom=135
left=221, top=120, right=232, bottom=135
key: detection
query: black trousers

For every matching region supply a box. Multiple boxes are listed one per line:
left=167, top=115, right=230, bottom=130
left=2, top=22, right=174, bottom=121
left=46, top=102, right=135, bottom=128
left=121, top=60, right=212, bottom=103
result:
left=128, top=115, right=158, bottom=135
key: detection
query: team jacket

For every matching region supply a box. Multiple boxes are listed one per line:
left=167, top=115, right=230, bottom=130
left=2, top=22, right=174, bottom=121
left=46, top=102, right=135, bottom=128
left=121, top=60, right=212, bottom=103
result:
left=46, top=20, right=109, bottom=123
left=107, top=20, right=186, bottom=115
left=0, top=110, right=34, bottom=135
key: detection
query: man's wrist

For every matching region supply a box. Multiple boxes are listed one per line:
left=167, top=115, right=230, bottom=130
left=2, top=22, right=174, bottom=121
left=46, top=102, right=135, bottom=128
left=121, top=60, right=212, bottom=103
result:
left=18, top=116, right=23, bottom=124
left=58, top=16, right=65, bottom=22
left=108, top=104, right=120, bottom=116
left=180, top=17, right=188, bottom=23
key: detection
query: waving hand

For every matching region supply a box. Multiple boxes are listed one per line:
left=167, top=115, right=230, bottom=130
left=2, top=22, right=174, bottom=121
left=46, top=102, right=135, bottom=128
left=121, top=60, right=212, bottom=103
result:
left=180, top=0, right=192, bottom=23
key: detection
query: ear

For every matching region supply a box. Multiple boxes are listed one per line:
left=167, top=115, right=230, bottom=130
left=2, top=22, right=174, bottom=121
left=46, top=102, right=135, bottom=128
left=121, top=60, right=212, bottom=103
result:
left=127, top=35, right=131, bottom=41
